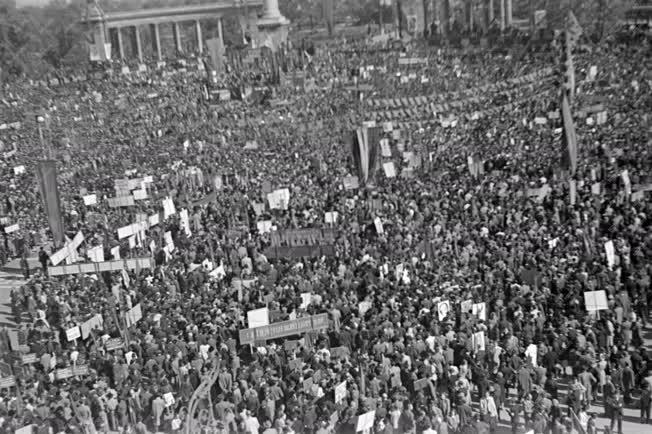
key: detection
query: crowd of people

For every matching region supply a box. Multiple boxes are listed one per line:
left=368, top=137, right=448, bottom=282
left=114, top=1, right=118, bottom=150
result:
left=0, top=22, right=650, bottom=434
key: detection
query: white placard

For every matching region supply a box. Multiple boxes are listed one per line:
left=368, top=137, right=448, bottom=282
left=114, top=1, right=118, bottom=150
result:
left=472, top=302, right=486, bottom=320
left=111, top=246, right=120, bottom=260
left=13, top=165, right=25, bottom=175
left=88, top=245, right=104, bottom=263
left=257, top=220, right=272, bottom=234
left=163, top=392, right=175, bottom=407
left=358, top=301, right=372, bottom=315
left=604, top=240, right=615, bottom=269
left=525, top=344, right=538, bottom=367
left=335, top=381, right=347, bottom=404
left=373, top=217, right=384, bottom=234
left=438, top=300, right=451, bottom=321
left=247, top=307, right=270, bottom=329
left=66, top=326, right=81, bottom=341
left=180, top=208, right=191, bottom=237
left=472, top=331, right=486, bottom=351
left=83, top=194, right=97, bottom=206
left=325, top=211, right=338, bottom=224
left=133, top=189, right=147, bottom=200
left=163, top=197, right=176, bottom=219
left=584, top=290, right=609, bottom=311
left=382, top=162, right=396, bottom=178
left=4, top=224, right=19, bottom=234
left=300, top=293, right=312, bottom=310
left=356, top=410, right=376, bottom=432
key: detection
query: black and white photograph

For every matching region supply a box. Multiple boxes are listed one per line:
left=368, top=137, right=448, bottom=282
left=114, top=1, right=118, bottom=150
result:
left=0, top=0, right=650, bottom=433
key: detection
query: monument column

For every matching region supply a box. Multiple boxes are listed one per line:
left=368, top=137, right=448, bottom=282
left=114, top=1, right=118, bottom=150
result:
left=116, top=27, right=125, bottom=60
left=173, top=22, right=183, bottom=53
left=195, top=20, right=203, bottom=54
left=468, top=0, right=473, bottom=31
left=217, top=18, right=224, bottom=46
left=499, top=0, right=505, bottom=31
left=488, top=0, right=494, bottom=23
left=262, top=0, right=282, bottom=17
left=257, top=0, right=289, bottom=51
left=134, top=26, right=143, bottom=63
left=151, top=23, right=162, bottom=61
left=505, top=0, right=512, bottom=27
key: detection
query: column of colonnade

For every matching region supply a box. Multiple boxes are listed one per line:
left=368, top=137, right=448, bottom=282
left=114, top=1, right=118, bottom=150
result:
left=452, top=0, right=513, bottom=33
left=110, top=18, right=223, bottom=62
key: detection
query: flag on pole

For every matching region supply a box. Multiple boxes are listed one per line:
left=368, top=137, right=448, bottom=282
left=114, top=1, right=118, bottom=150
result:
left=351, top=126, right=381, bottom=184
left=36, top=160, right=65, bottom=247
left=560, top=91, right=578, bottom=174
left=563, top=11, right=582, bottom=100
left=565, top=11, right=583, bottom=47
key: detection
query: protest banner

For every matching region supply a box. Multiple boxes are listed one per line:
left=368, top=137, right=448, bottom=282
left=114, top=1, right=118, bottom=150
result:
left=398, top=57, right=428, bottom=66
left=239, top=313, right=329, bottom=345
left=105, top=338, right=124, bottom=351
left=0, top=376, right=16, bottom=388
left=49, top=257, right=153, bottom=277
left=107, top=196, right=135, bottom=208
left=22, top=354, right=37, bottom=365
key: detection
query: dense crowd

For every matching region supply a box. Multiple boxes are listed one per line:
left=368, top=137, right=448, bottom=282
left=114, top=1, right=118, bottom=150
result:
left=0, top=26, right=651, bottom=434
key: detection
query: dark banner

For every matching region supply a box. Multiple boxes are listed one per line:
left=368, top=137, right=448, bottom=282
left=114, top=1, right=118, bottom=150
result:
left=263, top=245, right=335, bottom=259
left=37, top=160, right=65, bottom=247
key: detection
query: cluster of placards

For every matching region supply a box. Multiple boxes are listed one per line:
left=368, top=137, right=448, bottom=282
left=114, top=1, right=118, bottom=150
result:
left=48, top=257, right=153, bottom=276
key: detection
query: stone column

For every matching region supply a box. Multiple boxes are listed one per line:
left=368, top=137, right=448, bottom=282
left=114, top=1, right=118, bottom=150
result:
left=116, top=27, right=125, bottom=60
left=262, top=0, right=282, bottom=18
left=173, top=22, right=183, bottom=53
left=195, top=20, right=203, bottom=54
left=505, top=0, right=512, bottom=28
left=217, top=18, right=224, bottom=47
left=499, top=0, right=505, bottom=31
left=441, top=0, right=450, bottom=36
left=151, top=23, right=162, bottom=61
left=134, top=26, right=143, bottom=63
left=488, top=0, right=494, bottom=23
left=468, top=0, right=474, bottom=31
